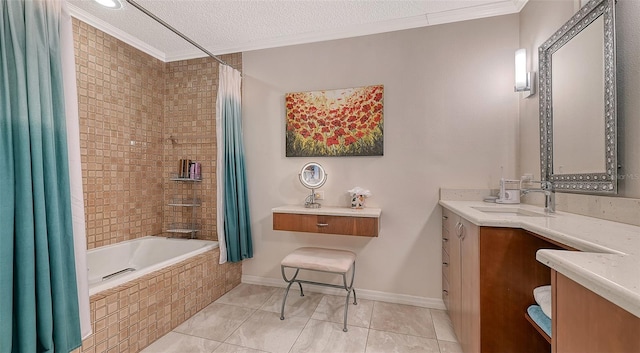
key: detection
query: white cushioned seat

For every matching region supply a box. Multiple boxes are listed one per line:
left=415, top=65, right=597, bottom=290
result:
left=281, top=247, right=356, bottom=273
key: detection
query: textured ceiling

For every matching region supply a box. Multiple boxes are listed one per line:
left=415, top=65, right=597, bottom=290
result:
left=66, top=0, right=527, bottom=62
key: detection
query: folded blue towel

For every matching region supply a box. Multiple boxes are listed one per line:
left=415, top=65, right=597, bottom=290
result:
left=527, top=304, right=551, bottom=337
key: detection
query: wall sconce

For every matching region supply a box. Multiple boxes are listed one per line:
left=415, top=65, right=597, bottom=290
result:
left=514, top=48, right=535, bottom=98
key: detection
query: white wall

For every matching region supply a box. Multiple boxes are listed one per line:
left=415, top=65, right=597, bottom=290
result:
left=241, top=15, right=519, bottom=304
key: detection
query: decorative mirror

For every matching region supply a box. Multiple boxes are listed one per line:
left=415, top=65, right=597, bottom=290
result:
left=299, top=162, right=327, bottom=208
left=538, top=0, right=617, bottom=194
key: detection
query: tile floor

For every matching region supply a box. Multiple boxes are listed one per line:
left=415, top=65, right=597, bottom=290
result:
left=141, top=284, right=461, bottom=353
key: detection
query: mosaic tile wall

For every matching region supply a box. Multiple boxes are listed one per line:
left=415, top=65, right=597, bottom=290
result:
left=163, top=54, right=243, bottom=241
left=73, top=19, right=165, bottom=249
left=74, top=17, right=242, bottom=246
left=72, top=18, right=244, bottom=352
left=72, top=249, right=242, bottom=353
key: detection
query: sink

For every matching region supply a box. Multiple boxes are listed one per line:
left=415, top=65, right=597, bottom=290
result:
left=471, top=206, right=549, bottom=217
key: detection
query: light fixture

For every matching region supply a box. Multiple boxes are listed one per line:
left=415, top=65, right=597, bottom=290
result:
left=94, top=0, right=123, bottom=9
left=514, top=48, right=535, bottom=98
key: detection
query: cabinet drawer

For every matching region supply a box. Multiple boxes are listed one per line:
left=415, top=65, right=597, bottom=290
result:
left=442, top=275, right=450, bottom=311
left=273, top=213, right=379, bottom=237
left=442, top=209, right=454, bottom=232
left=442, top=247, right=450, bottom=280
left=442, top=227, right=451, bottom=254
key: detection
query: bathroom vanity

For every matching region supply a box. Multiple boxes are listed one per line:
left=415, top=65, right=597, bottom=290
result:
left=440, top=200, right=640, bottom=353
left=272, top=205, right=381, bottom=237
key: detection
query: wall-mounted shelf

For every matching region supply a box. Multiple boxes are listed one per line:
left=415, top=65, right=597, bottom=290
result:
left=272, top=205, right=381, bottom=237
left=166, top=227, right=201, bottom=234
left=167, top=175, right=201, bottom=238
left=170, top=177, right=202, bottom=182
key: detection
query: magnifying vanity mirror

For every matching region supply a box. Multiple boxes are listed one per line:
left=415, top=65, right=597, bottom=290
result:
left=299, top=162, right=327, bottom=208
left=539, top=0, right=617, bottom=194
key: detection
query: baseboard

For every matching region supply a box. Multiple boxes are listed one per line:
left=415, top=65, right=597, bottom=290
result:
left=241, top=275, right=446, bottom=310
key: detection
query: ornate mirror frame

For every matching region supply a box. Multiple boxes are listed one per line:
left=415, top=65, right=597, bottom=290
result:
left=538, top=0, right=617, bottom=194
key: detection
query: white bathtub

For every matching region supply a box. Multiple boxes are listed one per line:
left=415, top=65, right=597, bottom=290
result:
left=87, top=236, right=219, bottom=296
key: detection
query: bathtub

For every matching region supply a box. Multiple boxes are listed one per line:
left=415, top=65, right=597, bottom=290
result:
left=87, top=236, right=219, bottom=296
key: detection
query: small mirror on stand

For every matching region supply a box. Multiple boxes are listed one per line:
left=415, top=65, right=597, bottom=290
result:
left=299, top=162, right=327, bottom=208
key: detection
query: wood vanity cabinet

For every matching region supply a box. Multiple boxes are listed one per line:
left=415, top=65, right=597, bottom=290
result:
left=442, top=209, right=566, bottom=353
left=552, top=271, right=640, bottom=353
left=273, top=212, right=379, bottom=237
left=441, top=211, right=453, bottom=323
left=442, top=208, right=480, bottom=353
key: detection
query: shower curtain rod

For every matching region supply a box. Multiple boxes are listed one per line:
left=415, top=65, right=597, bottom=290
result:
left=124, top=0, right=239, bottom=71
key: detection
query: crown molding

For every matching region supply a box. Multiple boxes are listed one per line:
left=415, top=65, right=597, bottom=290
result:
left=207, top=0, right=528, bottom=56
left=427, top=0, right=526, bottom=26
left=163, top=49, right=208, bottom=62
left=513, top=0, right=529, bottom=12
left=67, top=2, right=169, bottom=62
left=209, top=13, right=431, bottom=56
left=67, top=0, right=529, bottom=62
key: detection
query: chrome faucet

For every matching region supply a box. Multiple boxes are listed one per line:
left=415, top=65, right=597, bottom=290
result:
left=521, top=180, right=555, bottom=213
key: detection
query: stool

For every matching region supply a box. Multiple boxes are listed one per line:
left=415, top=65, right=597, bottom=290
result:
left=280, top=247, right=357, bottom=332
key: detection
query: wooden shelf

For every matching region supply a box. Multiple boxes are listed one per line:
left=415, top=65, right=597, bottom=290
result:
left=525, top=311, right=551, bottom=344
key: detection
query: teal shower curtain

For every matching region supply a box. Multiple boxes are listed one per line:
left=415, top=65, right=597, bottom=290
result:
left=0, top=0, right=82, bottom=352
left=216, top=64, right=253, bottom=263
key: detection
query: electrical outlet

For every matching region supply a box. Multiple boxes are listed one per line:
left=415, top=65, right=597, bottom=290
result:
left=314, top=191, right=325, bottom=200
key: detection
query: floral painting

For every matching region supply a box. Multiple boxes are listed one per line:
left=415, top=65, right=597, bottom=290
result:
left=285, top=85, right=384, bottom=157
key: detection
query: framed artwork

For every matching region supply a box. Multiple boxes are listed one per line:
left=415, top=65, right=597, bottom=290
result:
left=285, top=85, right=383, bottom=157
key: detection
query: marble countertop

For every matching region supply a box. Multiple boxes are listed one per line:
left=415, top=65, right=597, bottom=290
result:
left=272, top=205, right=381, bottom=218
left=439, top=200, right=640, bottom=318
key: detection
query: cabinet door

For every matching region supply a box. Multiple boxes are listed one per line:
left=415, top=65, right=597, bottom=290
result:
left=460, top=217, right=480, bottom=353
left=553, top=271, right=640, bottom=353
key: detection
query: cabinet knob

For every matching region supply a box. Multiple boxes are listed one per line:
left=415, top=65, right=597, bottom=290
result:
left=316, top=223, right=329, bottom=227
left=442, top=215, right=448, bottom=220
left=443, top=290, right=449, bottom=295
left=442, top=262, right=449, bottom=267
left=442, top=237, right=449, bottom=242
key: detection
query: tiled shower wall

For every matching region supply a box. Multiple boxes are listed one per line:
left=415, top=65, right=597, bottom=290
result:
left=74, top=19, right=165, bottom=249
left=163, top=54, right=242, bottom=241
left=73, top=18, right=241, bottom=247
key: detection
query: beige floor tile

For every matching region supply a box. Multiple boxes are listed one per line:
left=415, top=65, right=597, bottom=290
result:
left=216, top=283, right=279, bottom=309
left=213, top=343, right=269, bottom=353
left=225, top=310, right=308, bottom=353
left=311, top=295, right=373, bottom=328
left=140, top=332, right=221, bottom=353
left=369, top=302, right=436, bottom=338
left=174, top=303, right=255, bottom=342
left=438, top=340, right=463, bottom=353
left=365, top=330, right=440, bottom=353
left=289, top=319, right=368, bottom=353
left=431, top=309, right=458, bottom=342
left=260, top=288, right=324, bottom=318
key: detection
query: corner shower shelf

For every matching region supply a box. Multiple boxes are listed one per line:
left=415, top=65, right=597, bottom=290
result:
left=166, top=175, right=201, bottom=238
left=170, top=177, right=202, bottom=182
left=166, top=226, right=201, bottom=234
left=168, top=197, right=201, bottom=207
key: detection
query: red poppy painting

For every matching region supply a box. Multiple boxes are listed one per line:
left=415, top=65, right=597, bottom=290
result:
left=285, top=85, right=384, bottom=157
